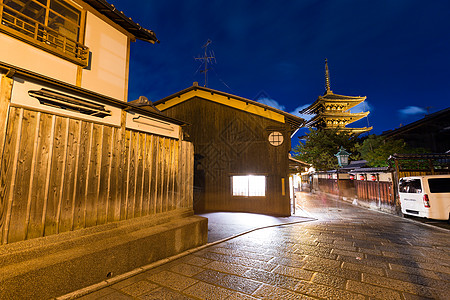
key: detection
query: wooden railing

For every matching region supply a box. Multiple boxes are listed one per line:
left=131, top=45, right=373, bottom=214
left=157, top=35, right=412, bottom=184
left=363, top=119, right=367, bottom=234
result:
left=0, top=4, right=89, bottom=66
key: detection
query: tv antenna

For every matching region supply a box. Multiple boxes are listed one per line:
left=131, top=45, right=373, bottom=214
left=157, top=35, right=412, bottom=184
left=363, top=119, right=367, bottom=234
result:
left=195, top=39, right=216, bottom=87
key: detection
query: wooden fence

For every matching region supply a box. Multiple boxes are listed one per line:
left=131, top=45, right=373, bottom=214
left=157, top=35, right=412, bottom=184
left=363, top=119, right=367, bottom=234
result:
left=354, top=181, right=395, bottom=206
left=0, top=104, right=193, bottom=244
left=317, top=178, right=338, bottom=195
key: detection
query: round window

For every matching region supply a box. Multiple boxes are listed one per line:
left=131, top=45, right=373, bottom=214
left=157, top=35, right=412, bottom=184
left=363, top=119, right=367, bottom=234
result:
left=268, top=131, right=283, bottom=146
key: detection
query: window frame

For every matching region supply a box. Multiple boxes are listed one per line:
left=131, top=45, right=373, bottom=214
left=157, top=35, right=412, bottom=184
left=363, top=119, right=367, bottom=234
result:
left=231, top=175, right=266, bottom=197
left=399, top=178, right=422, bottom=194
left=268, top=131, right=284, bottom=147
left=0, top=0, right=88, bottom=66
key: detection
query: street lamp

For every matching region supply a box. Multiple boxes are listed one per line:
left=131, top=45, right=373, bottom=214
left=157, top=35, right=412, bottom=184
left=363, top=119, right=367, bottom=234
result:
left=335, top=146, right=351, bottom=167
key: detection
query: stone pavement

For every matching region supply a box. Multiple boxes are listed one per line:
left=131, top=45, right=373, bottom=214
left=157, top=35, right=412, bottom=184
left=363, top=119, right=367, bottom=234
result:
left=71, top=192, right=450, bottom=300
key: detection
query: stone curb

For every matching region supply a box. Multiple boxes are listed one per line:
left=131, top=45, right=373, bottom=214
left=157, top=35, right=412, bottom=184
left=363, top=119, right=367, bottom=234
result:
left=55, top=217, right=316, bottom=299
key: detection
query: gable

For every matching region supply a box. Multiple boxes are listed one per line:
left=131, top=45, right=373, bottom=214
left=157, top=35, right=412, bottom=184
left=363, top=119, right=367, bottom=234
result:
left=156, top=89, right=286, bottom=124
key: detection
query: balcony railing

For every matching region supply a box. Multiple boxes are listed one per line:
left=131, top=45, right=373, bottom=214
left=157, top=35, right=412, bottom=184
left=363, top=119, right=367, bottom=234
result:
left=0, top=3, right=89, bottom=66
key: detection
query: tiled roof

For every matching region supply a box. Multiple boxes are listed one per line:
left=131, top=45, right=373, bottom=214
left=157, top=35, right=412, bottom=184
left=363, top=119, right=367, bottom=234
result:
left=84, top=0, right=159, bottom=43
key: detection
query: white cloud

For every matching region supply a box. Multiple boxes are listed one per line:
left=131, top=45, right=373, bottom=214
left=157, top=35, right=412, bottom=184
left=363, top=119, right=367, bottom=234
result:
left=257, top=97, right=286, bottom=111
left=255, top=94, right=312, bottom=121
left=349, top=101, right=373, bottom=113
left=289, top=104, right=313, bottom=120
left=399, top=106, right=426, bottom=115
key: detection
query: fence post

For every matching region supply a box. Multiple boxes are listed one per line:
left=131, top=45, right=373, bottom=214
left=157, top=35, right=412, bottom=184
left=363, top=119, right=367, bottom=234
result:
left=0, top=74, right=13, bottom=168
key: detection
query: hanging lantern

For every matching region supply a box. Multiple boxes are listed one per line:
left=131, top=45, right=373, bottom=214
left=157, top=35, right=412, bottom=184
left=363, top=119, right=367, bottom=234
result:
left=349, top=174, right=355, bottom=180
left=335, top=146, right=351, bottom=167
left=359, top=175, right=365, bottom=181
left=370, top=174, right=377, bottom=181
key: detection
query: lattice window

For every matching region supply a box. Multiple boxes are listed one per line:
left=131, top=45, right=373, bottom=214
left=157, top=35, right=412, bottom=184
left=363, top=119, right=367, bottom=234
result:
left=268, top=131, right=283, bottom=146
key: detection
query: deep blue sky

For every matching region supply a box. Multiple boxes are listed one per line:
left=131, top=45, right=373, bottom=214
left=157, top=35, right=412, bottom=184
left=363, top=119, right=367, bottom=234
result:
left=112, top=0, right=449, bottom=146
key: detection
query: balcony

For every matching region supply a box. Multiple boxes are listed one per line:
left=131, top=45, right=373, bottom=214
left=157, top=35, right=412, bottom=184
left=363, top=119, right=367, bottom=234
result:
left=0, top=2, right=89, bottom=66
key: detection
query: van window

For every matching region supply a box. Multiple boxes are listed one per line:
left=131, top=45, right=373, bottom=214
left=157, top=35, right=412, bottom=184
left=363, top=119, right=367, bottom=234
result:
left=428, top=178, right=450, bottom=193
left=399, top=178, right=422, bottom=193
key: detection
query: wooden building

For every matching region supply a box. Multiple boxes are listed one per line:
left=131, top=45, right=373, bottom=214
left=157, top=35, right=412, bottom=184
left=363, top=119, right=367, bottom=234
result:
left=154, top=83, right=305, bottom=216
left=0, top=1, right=206, bottom=298
left=381, top=107, right=450, bottom=153
left=300, top=59, right=372, bottom=134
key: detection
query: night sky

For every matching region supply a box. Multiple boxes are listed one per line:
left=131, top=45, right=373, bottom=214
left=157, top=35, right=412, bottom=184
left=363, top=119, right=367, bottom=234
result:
left=111, top=0, right=449, bottom=146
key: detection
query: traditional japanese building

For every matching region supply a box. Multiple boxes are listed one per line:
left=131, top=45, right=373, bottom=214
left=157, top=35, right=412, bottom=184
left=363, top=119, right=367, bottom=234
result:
left=300, top=59, right=372, bottom=134
left=382, top=107, right=450, bottom=153
left=154, top=83, right=305, bottom=216
left=0, top=1, right=206, bottom=297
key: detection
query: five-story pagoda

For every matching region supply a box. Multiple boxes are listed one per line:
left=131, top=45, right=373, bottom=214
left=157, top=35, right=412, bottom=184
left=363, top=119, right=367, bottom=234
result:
left=300, top=59, right=372, bottom=134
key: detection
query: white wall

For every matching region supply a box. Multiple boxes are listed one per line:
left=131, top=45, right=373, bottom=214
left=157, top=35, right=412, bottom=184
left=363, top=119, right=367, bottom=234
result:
left=0, top=33, right=78, bottom=85
left=81, top=11, right=129, bottom=101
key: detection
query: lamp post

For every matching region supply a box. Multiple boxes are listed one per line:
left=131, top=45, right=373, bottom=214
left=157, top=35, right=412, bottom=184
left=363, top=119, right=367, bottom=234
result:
left=335, top=146, right=351, bottom=167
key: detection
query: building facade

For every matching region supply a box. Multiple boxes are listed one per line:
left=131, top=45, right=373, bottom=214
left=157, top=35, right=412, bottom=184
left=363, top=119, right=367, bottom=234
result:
left=0, top=1, right=206, bottom=298
left=382, top=107, right=450, bottom=153
left=154, top=83, right=304, bottom=216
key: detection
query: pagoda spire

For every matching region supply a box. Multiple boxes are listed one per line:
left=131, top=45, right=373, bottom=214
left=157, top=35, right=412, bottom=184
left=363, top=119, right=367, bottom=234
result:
left=325, top=58, right=332, bottom=94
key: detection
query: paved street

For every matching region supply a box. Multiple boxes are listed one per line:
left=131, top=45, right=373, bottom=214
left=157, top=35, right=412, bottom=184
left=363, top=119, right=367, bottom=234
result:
left=73, top=192, right=450, bottom=300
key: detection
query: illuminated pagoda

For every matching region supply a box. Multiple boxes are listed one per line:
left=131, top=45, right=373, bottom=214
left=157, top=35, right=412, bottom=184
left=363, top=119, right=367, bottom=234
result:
left=300, top=59, right=372, bottom=134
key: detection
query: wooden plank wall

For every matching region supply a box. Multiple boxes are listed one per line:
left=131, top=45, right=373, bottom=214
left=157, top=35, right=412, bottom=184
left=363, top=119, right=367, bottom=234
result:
left=355, top=181, right=395, bottom=205
left=161, top=96, right=291, bottom=215
left=0, top=106, right=194, bottom=244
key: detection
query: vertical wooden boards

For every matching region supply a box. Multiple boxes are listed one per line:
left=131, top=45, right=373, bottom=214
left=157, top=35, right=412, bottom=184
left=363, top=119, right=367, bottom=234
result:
left=180, top=141, right=189, bottom=208
left=120, top=130, right=131, bottom=220
left=162, top=137, right=170, bottom=212
left=155, top=136, right=163, bottom=213
left=7, top=110, right=38, bottom=243
left=0, top=75, right=13, bottom=172
left=170, top=139, right=178, bottom=211
left=134, top=132, right=145, bottom=218
left=59, top=119, right=80, bottom=233
left=127, top=131, right=137, bottom=219
left=187, top=142, right=194, bottom=209
left=72, top=121, right=91, bottom=231
left=0, top=76, right=12, bottom=244
left=108, top=126, right=122, bottom=223
left=150, top=135, right=158, bottom=214
left=142, top=134, right=152, bottom=216
left=85, top=123, right=102, bottom=228
left=0, top=101, right=189, bottom=243
left=1, top=107, right=22, bottom=244
left=52, top=117, right=69, bottom=235
left=98, top=125, right=112, bottom=225
left=28, top=113, right=54, bottom=238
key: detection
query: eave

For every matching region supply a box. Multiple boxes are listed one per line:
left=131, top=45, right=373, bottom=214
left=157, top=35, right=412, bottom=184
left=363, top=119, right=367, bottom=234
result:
left=154, top=84, right=305, bottom=133
left=83, top=0, right=159, bottom=43
left=300, top=92, right=366, bottom=115
left=0, top=61, right=184, bottom=125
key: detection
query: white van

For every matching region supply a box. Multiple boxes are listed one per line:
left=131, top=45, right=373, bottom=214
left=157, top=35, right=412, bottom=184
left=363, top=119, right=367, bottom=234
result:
left=399, top=175, right=450, bottom=221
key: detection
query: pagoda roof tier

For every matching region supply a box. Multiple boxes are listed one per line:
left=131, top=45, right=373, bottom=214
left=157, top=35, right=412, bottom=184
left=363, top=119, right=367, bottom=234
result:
left=300, top=92, right=366, bottom=115
left=305, top=111, right=369, bottom=127
left=336, top=126, right=373, bottom=134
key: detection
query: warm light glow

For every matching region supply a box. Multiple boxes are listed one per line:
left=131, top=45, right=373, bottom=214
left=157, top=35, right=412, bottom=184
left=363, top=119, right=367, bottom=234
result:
left=232, top=175, right=266, bottom=197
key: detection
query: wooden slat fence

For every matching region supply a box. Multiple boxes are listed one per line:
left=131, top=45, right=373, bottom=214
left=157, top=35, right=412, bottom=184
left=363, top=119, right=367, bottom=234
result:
left=317, top=178, right=339, bottom=195
left=0, top=105, right=194, bottom=244
left=354, top=181, right=395, bottom=206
